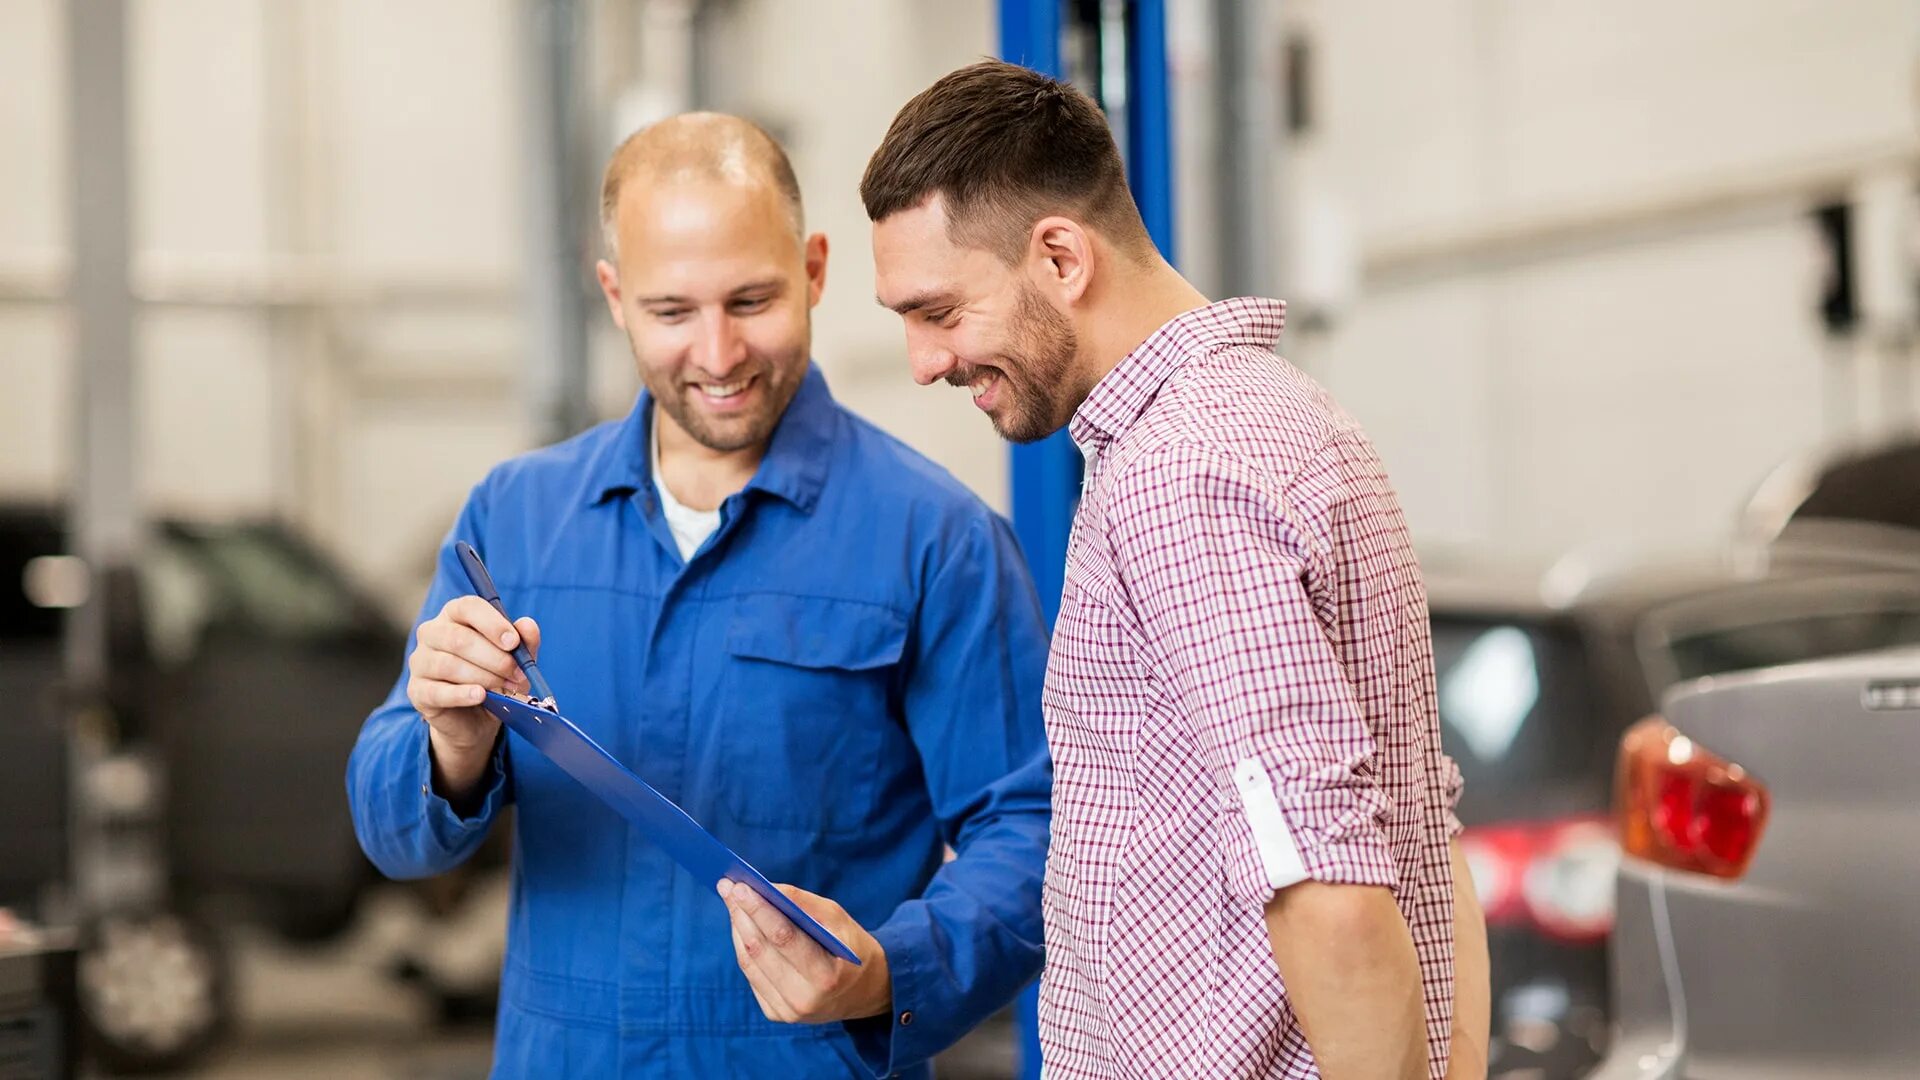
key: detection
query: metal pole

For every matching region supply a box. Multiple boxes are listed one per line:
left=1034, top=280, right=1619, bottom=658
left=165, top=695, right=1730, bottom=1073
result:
left=523, top=0, right=594, bottom=442
left=1000, top=0, right=1079, bottom=640
left=65, top=0, right=147, bottom=919
left=998, top=5, right=1181, bottom=1076
left=1211, top=0, right=1276, bottom=297
left=66, top=0, right=138, bottom=691
left=1125, top=0, right=1175, bottom=262
left=995, top=4, right=1068, bottom=1069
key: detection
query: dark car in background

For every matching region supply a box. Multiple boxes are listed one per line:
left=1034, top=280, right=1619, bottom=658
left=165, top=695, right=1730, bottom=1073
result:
left=0, top=504, right=407, bottom=1071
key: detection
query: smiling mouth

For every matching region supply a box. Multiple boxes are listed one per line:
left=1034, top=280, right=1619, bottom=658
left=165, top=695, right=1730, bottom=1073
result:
left=692, top=375, right=755, bottom=403
left=947, top=366, right=1001, bottom=395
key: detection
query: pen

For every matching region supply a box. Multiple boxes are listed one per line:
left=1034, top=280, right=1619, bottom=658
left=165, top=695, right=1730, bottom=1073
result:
left=453, top=540, right=558, bottom=713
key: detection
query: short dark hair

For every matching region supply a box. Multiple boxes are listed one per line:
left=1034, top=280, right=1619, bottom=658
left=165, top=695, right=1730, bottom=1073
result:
left=861, top=60, right=1153, bottom=263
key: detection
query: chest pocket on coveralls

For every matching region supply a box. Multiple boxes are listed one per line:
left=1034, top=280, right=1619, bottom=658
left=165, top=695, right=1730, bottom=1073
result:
left=721, top=593, right=908, bottom=834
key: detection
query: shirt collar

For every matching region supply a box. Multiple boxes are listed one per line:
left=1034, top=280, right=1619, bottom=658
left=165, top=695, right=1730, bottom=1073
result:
left=1068, top=297, right=1286, bottom=455
left=587, top=362, right=836, bottom=513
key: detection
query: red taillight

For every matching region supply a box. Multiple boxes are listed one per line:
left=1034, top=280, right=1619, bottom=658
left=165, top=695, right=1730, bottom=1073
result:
left=1459, top=816, right=1618, bottom=944
left=1616, top=717, right=1771, bottom=880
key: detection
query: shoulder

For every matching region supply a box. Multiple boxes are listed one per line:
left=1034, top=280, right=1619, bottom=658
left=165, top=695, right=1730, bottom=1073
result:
left=1102, top=345, right=1381, bottom=552
left=830, top=405, right=1010, bottom=535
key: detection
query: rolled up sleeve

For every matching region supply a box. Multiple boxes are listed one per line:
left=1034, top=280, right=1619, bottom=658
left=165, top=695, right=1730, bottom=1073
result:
left=1441, top=752, right=1465, bottom=839
left=1107, top=440, right=1399, bottom=906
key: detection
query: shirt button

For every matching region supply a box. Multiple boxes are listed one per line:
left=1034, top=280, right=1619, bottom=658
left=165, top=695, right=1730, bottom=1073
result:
left=898, top=1010, right=914, bottom=1027
left=420, top=784, right=430, bottom=797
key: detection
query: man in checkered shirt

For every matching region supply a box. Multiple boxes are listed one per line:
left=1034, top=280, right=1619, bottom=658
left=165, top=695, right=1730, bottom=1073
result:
left=863, top=62, right=1489, bottom=1079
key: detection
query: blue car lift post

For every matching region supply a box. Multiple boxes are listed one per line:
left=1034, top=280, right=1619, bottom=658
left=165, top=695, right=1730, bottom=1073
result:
left=998, top=1, right=1177, bottom=1075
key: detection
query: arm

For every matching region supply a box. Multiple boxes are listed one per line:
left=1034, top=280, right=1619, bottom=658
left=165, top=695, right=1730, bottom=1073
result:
left=1105, top=440, right=1437, bottom=1071
left=721, top=512, right=1053, bottom=1077
left=1445, top=837, right=1490, bottom=1079
left=346, top=490, right=521, bottom=879
left=1265, top=882, right=1428, bottom=1079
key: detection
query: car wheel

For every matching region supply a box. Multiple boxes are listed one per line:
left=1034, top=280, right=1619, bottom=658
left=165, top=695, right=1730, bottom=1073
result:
left=77, top=910, right=230, bottom=1074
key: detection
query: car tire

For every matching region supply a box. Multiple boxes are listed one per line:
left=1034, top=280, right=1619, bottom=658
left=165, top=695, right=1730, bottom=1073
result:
left=77, top=909, right=231, bottom=1075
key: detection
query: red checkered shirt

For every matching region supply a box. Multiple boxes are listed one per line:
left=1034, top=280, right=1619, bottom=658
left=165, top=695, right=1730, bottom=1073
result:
left=1037, top=298, right=1463, bottom=1079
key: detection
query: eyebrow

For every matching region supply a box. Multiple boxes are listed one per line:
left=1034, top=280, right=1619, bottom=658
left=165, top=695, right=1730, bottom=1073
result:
left=637, top=278, right=786, bottom=306
left=877, top=289, right=958, bottom=316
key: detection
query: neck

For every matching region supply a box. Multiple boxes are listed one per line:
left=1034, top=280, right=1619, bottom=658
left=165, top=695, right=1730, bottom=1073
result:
left=1076, top=258, right=1211, bottom=394
left=653, top=406, right=762, bottom=512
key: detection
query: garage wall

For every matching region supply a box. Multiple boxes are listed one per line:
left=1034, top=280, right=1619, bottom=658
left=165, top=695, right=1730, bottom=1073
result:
left=3, top=0, right=1916, bottom=604
left=0, top=0, right=997, bottom=616
left=1294, top=0, right=1920, bottom=560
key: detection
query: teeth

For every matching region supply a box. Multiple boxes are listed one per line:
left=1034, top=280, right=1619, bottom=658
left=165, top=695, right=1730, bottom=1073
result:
left=971, top=375, right=993, bottom=399
left=701, top=380, right=748, bottom=399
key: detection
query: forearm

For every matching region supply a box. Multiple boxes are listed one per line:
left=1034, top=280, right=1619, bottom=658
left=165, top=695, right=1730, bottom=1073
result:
left=1444, top=839, right=1490, bottom=1079
left=1264, top=881, right=1428, bottom=1080
left=428, top=724, right=499, bottom=814
left=849, top=797, right=1049, bottom=1073
left=348, top=707, right=506, bottom=879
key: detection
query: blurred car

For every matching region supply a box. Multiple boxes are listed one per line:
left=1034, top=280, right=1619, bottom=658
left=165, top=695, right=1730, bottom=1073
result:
left=1428, top=510, right=1920, bottom=1077
left=0, top=504, right=410, bottom=1071
left=1593, top=645, right=1920, bottom=1079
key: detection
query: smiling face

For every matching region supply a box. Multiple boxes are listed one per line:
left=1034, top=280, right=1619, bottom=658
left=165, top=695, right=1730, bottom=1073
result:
left=871, top=196, right=1082, bottom=444
left=596, top=175, right=826, bottom=454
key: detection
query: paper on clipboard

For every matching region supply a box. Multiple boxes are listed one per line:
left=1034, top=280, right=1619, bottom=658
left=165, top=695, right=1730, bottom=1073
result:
left=479, top=691, right=861, bottom=965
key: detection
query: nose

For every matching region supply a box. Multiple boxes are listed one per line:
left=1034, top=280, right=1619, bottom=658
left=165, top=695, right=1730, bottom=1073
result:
left=694, top=311, right=750, bottom=378
left=906, top=329, right=957, bottom=387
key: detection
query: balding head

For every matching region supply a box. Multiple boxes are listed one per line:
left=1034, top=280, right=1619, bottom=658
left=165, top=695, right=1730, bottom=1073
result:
left=599, top=112, right=804, bottom=262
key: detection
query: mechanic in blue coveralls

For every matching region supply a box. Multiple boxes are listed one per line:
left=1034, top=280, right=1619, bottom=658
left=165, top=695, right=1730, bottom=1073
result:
left=346, top=113, right=1051, bottom=1077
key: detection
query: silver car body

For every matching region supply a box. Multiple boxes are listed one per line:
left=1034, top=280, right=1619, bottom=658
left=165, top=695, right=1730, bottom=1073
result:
left=1595, top=646, right=1920, bottom=1079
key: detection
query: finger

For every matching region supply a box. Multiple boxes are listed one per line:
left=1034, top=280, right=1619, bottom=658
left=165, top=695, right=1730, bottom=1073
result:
left=514, top=617, right=541, bottom=661
left=724, top=898, right=838, bottom=1021
left=413, top=648, right=525, bottom=693
left=731, top=881, right=834, bottom=982
left=769, top=884, right=852, bottom=979
left=773, top=883, right=831, bottom=913
left=727, top=899, right=803, bottom=1022
left=408, top=677, right=488, bottom=712
left=418, top=621, right=527, bottom=687
left=443, top=595, right=521, bottom=650
left=730, top=918, right=792, bottom=1023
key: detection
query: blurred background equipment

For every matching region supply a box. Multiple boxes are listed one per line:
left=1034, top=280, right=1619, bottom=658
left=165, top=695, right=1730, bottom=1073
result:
left=3, top=0, right=1920, bottom=1076
left=0, top=915, right=79, bottom=1080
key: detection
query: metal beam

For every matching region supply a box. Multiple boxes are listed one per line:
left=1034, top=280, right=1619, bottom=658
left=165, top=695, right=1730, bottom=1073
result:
left=1000, top=0, right=1080, bottom=637
left=64, top=0, right=165, bottom=922
left=65, top=0, right=138, bottom=693
left=523, top=0, right=594, bottom=441
left=998, top=6, right=1181, bottom=1077
left=1124, top=0, right=1175, bottom=261
left=1211, top=0, right=1276, bottom=297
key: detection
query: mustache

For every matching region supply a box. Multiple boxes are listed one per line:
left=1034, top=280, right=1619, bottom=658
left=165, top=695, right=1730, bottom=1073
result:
left=944, top=363, right=1002, bottom=389
left=681, top=365, right=767, bottom=386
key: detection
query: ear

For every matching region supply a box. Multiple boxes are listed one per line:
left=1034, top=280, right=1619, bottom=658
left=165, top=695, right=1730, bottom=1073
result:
left=595, top=259, right=628, bottom=331
left=804, top=232, right=829, bottom=308
left=1027, top=216, right=1095, bottom=306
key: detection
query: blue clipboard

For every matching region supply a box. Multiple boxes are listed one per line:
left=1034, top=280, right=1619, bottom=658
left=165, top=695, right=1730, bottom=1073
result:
left=480, top=691, right=861, bottom=965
